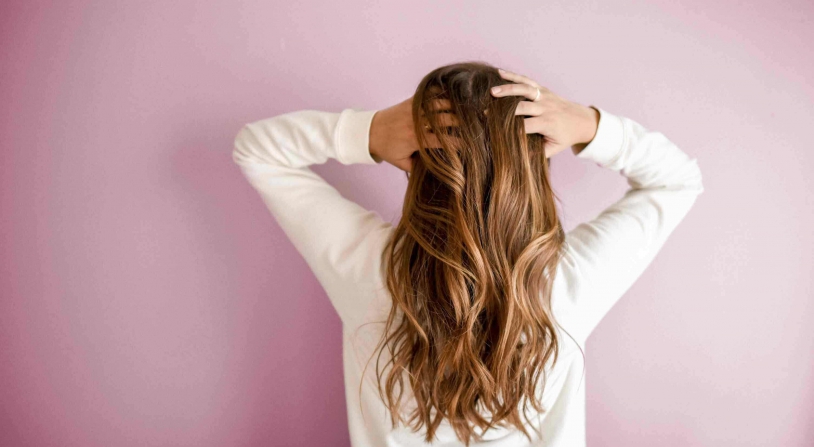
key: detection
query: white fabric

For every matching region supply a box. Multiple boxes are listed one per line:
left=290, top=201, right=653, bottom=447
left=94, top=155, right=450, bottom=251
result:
left=232, top=105, right=704, bottom=446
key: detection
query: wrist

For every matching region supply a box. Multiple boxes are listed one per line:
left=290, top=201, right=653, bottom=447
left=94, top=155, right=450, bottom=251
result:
left=368, top=111, right=384, bottom=162
left=570, top=105, right=600, bottom=156
left=578, top=105, right=599, bottom=145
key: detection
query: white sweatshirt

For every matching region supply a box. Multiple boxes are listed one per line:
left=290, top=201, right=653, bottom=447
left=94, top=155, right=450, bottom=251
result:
left=232, top=105, right=704, bottom=447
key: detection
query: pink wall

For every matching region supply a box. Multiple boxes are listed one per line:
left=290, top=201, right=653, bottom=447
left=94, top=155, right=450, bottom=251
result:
left=1, top=1, right=812, bottom=446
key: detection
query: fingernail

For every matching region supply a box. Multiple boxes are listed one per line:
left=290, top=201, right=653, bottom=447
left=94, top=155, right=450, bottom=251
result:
left=497, top=68, right=505, bottom=73
left=491, top=86, right=501, bottom=93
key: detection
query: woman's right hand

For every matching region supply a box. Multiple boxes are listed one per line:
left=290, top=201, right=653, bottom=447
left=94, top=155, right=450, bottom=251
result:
left=369, top=96, right=456, bottom=173
left=489, top=68, right=600, bottom=158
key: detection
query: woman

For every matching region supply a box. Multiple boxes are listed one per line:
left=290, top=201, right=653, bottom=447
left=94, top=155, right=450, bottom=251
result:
left=232, top=62, right=704, bottom=446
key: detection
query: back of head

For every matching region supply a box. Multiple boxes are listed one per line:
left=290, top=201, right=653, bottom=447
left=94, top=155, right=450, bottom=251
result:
left=375, top=61, right=567, bottom=445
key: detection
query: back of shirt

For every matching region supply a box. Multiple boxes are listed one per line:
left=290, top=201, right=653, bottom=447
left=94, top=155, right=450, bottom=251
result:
left=231, top=105, right=704, bottom=446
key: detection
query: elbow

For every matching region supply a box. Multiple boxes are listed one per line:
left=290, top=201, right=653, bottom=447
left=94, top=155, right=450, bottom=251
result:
left=690, top=158, right=704, bottom=195
left=671, top=156, right=704, bottom=196
left=232, top=119, right=290, bottom=170
left=232, top=124, right=257, bottom=167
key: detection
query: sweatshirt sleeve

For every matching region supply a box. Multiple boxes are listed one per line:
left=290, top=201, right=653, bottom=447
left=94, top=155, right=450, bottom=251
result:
left=232, top=108, right=394, bottom=327
left=557, top=106, right=704, bottom=344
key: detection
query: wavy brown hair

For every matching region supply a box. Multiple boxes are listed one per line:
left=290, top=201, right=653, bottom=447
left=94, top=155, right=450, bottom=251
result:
left=371, top=61, right=574, bottom=445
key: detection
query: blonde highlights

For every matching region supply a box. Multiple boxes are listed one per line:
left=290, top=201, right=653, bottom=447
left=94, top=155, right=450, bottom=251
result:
left=372, top=62, right=569, bottom=445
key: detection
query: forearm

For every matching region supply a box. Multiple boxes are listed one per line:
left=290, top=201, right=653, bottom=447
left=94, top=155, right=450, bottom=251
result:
left=560, top=106, right=704, bottom=341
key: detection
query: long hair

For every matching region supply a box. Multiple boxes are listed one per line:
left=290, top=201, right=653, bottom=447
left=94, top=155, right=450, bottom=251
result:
left=373, top=61, right=570, bottom=445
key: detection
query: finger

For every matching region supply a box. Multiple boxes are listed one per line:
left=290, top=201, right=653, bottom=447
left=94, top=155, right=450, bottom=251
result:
left=420, top=126, right=464, bottom=154
left=514, top=100, right=544, bottom=117
left=427, top=112, right=460, bottom=128
left=421, top=130, right=444, bottom=148
left=427, top=98, right=452, bottom=111
left=423, top=99, right=456, bottom=122
left=523, top=116, right=547, bottom=135
left=496, top=68, right=540, bottom=88
left=491, top=82, right=541, bottom=102
left=422, top=109, right=461, bottom=129
left=423, top=112, right=461, bottom=127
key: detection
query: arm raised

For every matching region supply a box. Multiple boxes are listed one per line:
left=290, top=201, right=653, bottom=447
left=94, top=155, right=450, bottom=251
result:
left=232, top=108, right=393, bottom=327
left=557, top=107, right=705, bottom=343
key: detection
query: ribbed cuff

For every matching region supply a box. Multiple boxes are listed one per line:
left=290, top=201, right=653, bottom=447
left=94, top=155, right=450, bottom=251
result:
left=335, top=108, right=380, bottom=165
left=574, top=106, right=625, bottom=168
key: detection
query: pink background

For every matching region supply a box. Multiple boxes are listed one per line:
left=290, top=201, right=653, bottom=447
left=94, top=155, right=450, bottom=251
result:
left=2, top=1, right=813, bottom=446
